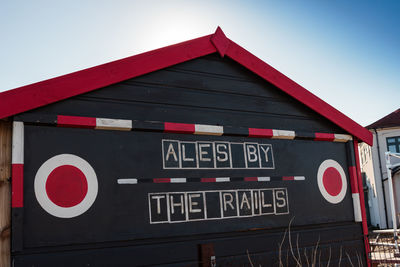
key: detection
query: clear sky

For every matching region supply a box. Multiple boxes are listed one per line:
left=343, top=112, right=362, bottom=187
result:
left=1, top=0, right=399, bottom=126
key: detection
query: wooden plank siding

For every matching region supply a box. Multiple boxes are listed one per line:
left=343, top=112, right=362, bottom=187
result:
left=11, top=54, right=367, bottom=266
left=16, top=54, right=346, bottom=134
left=0, top=120, right=11, bottom=267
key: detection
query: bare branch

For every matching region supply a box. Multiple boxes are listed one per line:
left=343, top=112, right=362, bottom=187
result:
left=356, top=251, right=361, bottom=267
left=286, top=250, right=289, bottom=267
left=346, top=252, right=355, bottom=267
left=246, top=249, right=255, bottom=267
left=288, top=217, right=301, bottom=266
left=318, top=250, right=321, bottom=267
left=326, top=246, right=331, bottom=267
left=304, top=248, right=310, bottom=267
left=278, top=229, right=288, bottom=267
left=311, top=236, right=320, bottom=267
left=296, top=233, right=302, bottom=266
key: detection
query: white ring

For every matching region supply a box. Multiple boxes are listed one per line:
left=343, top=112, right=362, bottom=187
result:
left=317, top=159, right=347, bottom=204
left=34, top=154, right=98, bottom=218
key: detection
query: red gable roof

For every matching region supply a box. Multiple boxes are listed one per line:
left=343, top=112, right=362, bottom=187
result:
left=0, top=27, right=373, bottom=145
left=367, top=108, right=400, bottom=129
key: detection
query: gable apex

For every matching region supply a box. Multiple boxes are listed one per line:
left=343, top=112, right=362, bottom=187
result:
left=0, top=27, right=372, bottom=145
left=210, top=26, right=230, bottom=57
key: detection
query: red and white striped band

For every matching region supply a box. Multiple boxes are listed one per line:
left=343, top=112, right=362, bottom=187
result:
left=54, top=115, right=352, bottom=142
left=117, top=176, right=306, bottom=184
left=348, top=166, right=362, bottom=222
left=12, top=121, right=24, bottom=208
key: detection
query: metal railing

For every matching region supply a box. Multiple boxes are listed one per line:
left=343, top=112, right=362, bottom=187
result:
left=370, top=230, right=400, bottom=266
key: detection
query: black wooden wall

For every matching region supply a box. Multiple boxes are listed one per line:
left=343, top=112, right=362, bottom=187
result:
left=13, top=53, right=365, bottom=266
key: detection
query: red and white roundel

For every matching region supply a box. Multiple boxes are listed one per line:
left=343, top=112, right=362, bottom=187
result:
left=34, top=154, right=98, bottom=218
left=317, top=159, right=347, bottom=204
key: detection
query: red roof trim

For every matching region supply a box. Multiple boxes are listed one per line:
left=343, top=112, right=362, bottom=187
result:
left=0, top=27, right=372, bottom=145
left=224, top=40, right=372, bottom=145
left=0, top=34, right=216, bottom=120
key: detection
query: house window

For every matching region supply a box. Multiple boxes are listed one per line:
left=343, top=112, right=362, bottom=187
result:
left=387, top=137, right=400, bottom=153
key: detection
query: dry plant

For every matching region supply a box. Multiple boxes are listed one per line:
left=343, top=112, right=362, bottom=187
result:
left=247, top=217, right=363, bottom=267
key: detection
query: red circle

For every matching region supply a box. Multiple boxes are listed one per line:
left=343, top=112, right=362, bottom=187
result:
left=45, top=165, right=88, bottom=207
left=322, top=167, right=342, bottom=196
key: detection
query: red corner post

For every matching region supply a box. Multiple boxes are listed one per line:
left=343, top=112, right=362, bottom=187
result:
left=353, top=139, right=371, bottom=267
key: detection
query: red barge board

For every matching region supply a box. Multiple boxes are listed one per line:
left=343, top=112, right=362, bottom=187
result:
left=1, top=27, right=372, bottom=266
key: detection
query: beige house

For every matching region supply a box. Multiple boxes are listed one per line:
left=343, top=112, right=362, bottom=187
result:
left=363, top=108, right=400, bottom=229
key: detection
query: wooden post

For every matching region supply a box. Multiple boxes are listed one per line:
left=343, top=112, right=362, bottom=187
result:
left=199, top=243, right=215, bottom=267
left=0, top=120, right=11, bottom=267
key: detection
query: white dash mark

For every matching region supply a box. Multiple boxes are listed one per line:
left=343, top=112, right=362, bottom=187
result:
left=117, top=178, right=138, bottom=184
left=170, top=178, right=187, bottom=183
left=194, top=124, right=224, bottom=136
left=216, top=177, right=230, bottom=182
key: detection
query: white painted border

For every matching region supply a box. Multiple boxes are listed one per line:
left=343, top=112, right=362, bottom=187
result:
left=334, top=134, right=353, bottom=142
left=148, top=187, right=289, bottom=224
left=12, top=121, right=24, bottom=164
left=272, top=129, right=295, bottom=140
left=216, top=177, right=230, bottom=182
left=352, top=193, right=362, bottom=222
left=194, top=124, right=223, bottom=136
left=162, top=139, right=275, bottom=170
left=317, top=159, right=347, bottom=204
left=118, top=178, right=138, bottom=184
left=95, top=118, right=132, bottom=131
left=170, top=178, right=186, bottom=183
left=34, top=154, right=98, bottom=218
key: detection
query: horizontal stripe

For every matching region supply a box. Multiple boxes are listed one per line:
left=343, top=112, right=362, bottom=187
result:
left=164, top=122, right=195, bottom=134
left=194, top=124, right=223, bottom=136
left=272, top=129, right=295, bottom=140
left=201, top=178, right=216, bottom=182
left=170, top=178, right=186, bottom=183
left=230, top=177, right=244, bottom=182
left=314, top=133, right=335, bottom=141
left=222, top=126, right=249, bottom=136
left=117, top=178, right=138, bottom=184
left=54, top=115, right=353, bottom=143
left=270, top=177, right=282, bottom=181
left=132, top=121, right=164, bottom=131
left=96, top=118, right=132, bottom=131
left=215, top=177, right=230, bottom=182
left=248, top=128, right=273, bottom=138
left=334, top=134, right=353, bottom=142
left=294, top=131, right=316, bottom=140
left=117, top=176, right=306, bottom=184
left=153, top=178, right=171, bottom=183
left=57, top=115, right=96, bottom=128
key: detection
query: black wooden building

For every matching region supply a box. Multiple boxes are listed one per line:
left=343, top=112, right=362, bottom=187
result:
left=0, top=27, right=373, bottom=266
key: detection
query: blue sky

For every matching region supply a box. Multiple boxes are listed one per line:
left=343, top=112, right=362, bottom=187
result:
left=1, top=0, right=399, bottom=126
